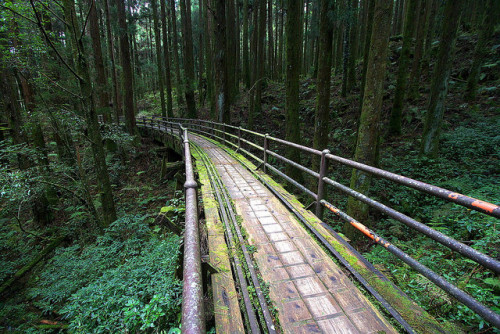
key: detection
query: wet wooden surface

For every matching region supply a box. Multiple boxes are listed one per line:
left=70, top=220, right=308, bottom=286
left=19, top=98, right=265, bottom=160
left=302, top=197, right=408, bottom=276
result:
left=194, top=135, right=397, bottom=334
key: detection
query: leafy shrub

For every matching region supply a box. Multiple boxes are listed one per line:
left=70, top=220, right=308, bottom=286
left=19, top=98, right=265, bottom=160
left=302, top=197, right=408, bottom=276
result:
left=29, top=215, right=182, bottom=332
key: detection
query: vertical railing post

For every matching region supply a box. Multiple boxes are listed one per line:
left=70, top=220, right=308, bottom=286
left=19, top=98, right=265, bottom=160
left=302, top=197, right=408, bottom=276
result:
left=210, top=121, right=214, bottom=138
left=238, top=126, right=242, bottom=151
left=263, top=133, right=269, bottom=173
left=315, top=149, right=330, bottom=220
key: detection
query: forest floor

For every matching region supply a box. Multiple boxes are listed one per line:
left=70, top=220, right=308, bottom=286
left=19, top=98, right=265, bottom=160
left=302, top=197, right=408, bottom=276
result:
left=0, top=137, right=186, bottom=332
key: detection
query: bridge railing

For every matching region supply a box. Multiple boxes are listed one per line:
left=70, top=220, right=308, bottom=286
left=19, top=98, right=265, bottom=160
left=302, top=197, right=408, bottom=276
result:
left=155, top=116, right=500, bottom=329
left=136, top=117, right=205, bottom=334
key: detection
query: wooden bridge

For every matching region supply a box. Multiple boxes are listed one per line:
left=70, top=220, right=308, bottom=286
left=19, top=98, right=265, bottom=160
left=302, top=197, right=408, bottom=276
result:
left=136, top=117, right=500, bottom=334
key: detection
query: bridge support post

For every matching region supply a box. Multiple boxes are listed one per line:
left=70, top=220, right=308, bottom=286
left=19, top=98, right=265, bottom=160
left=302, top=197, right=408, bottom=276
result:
left=238, top=127, right=242, bottom=151
left=316, top=149, right=330, bottom=219
left=263, top=134, right=269, bottom=173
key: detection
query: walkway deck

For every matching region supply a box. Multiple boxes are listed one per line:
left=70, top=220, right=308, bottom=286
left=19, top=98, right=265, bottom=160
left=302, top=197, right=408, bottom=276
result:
left=192, top=135, right=396, bottom=334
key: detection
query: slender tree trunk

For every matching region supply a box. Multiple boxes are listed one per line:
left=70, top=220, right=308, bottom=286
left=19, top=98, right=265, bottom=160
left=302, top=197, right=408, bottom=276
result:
left=388, top=0, right=418, bottom=136
left=151, top=0, right=167, bottom=117
left=341, top=1, right=350, bottom=97
left=285, top=0, right=303, bottom=182
left=180, top=0, right=197, bottom=118
left=226, top=0, right=237, bottom=103
left=198, top=1, right=205, bottom=108
left=215, top=0, right=229, bottom=123
left=277, top=0, right=284, bottom=79
left=204, top=0, right=215, bottom=118
left=421, top=0, right=436, bottom=78
left=267, top=0, right=274, bottom=78
left=116, top=0, right=136, bottom=134
left=103, top=0, right=121, bottom=123
left=63, top=0, right=117, bottom=227
left=242, top=0, right=250, bottom=88
left=160, top=0, right=174, bottom=117
left=302, top=0, right=309, bottom=75
left=359, top=0, right=375, bottom=109
left=88, top=0, right=110, bottom=122
left=420, top=0, right=463, bottom=158
left=347, top=0, right=359, bottom=93
left=408, top=0, right=432, bottom=101
left=313, top=0, right=334, bottom=171
left=169, top=0, right=184, bottom=108
left=345, top=0, right=393, bottom=241
left=464, top=0, right=496, bottom=102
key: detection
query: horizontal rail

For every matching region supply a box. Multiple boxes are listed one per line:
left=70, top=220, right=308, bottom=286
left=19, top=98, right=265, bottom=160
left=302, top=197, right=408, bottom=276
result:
left=322, top=177, right=500, bottom=273
left=324, top=153, right=500, bottom=218
left=144, top=116, right=499, bottom=328
left=321, top=199, right=500, bottom=329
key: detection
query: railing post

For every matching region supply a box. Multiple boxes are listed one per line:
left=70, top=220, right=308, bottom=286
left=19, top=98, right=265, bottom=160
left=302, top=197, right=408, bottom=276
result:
left=316, top=149, right=330, bottom=220
left=210, top=121, right=214, bottom=138
left=238, top=126, right=242, bottom=151
left=263, top=133, right=269, bottom=173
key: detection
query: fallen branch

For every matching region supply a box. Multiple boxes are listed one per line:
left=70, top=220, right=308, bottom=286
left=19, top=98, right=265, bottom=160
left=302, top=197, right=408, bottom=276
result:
left=0, top=236, right=65, bottom=295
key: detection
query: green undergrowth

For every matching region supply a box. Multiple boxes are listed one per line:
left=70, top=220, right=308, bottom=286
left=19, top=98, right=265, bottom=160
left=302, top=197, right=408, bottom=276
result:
left=364, top=118, right=500, bottom=332
left=1, top=215, right=183, bottom=333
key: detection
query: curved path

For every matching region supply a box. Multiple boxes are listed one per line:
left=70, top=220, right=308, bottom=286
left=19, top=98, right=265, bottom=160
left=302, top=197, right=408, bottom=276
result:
left=192, top=134, right=396, bottom=334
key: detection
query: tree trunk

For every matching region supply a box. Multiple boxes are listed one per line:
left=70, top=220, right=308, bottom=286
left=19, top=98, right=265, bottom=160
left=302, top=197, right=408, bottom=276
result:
left=169, top=0, right=184, bottom=108
left=242, top=0, right=250, bottom=88
left=347, top=0, right=359, bottom=93
left=421, top=0, right=437, bottom=77
left=179, top=0, right=197, bottom=118
left=204, top=0, right=216, bottom=118
left=285, top=0, right=303, bottom=182
left=215, top=0, right=229, bottom=123
left=198, top=1, right=205, bottom=108
left=464, top=0, right=496, bottom=102
left=63, top=0, right=117, bottom=227
left=388, top=0, right=418, bottom=136
left=408, top=0, right=432, bottom=101
left=420, top=0, right=463, bottom=158
left=312, top=0, right=334, bottom=171
left=103, top=0, right=121, bottom=123
left=88, top=0, right=110, bottom=122
left=359, top=0, right=375, bottom=110
left=116, top=0, right=136, bottom=134
left=345, top=0, right=393, bottom=241
left=160, top=0, right=174, bottom=117
left=151, top=0, right=167, bottom=118
left=226, top=0, right=237, bottom=104
left=267, top=0, right=274, bottom=79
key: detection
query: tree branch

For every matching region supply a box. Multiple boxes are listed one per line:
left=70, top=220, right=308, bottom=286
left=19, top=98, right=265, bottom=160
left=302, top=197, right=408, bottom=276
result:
left=39, top=71, right=82, bottom=99
left=29, top=0, right=83, bottom=82
left=79, top=0, right=94, bottom=42
left=39, top=1, right=70, bottom=28
left=0, top=4, right=38, bottom=25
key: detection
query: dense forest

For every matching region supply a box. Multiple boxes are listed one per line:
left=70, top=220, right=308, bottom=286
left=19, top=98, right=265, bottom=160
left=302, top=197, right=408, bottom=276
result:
left=0, top=0, right=499, bottom=332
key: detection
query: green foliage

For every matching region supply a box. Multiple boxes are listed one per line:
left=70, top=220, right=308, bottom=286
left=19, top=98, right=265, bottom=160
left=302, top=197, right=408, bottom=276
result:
left=28, top=215, right=182, bottom=333
left=365, top=119, right=500, bottom=331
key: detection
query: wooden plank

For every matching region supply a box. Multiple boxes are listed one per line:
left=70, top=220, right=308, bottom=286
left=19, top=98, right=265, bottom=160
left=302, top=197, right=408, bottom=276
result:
left=196, top=159, right=245, bottom=334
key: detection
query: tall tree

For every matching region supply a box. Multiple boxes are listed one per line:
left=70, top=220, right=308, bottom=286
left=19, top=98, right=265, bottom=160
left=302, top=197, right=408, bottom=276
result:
left=116, top=0, right=136, bottom=134
left=284, top=0, right=303, bottom=181
left=88, top=0, right=110, bottom=122
left=214, top=0, right=229, bottom=122
left=242, top=0, right=250, bottom=88
left=312, top=0, right=334, bottom=170
left=203, top=0, right=215, bottom=118
left=345, top=0, right=393, bottom=241
left=151, top=0, right=167, bottom=117
left=464, top=0, right=497, bottom=102
left=420, top=0, right=464, bottom=157
left=168, top=0, right=184, bottom=107
left=388, top=0, right=418, bottom=136
left=179, top=0, right=197, bottom=118
left=408, top=0, right=432, bottom=100
left=346, top=0, right=359, bottom=93
left=160, top=0, right=174, bottom=117
left=103, top=0, right=121, bottom=122
left=60, top=0, right=117, bottom=227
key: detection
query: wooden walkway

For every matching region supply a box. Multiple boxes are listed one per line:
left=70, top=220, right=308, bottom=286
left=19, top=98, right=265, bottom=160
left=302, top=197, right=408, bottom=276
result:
left=192, top=135, right=397, bottom=334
